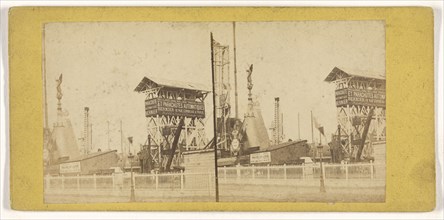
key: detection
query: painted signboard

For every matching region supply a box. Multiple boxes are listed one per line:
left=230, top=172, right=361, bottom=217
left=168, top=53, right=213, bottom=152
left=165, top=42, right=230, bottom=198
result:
left=145, top=98, right=205, bottom=118
left=59, top=161, right=81, bottom=174
left=250, top=152, right=271, bottom=164
left=335, top=88, right=385, bottom=108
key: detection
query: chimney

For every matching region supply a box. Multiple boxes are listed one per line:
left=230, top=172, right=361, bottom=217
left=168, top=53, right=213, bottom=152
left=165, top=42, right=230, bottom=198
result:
left=84, top=107, right=89, bottom=154
left=274, top=97, right=280, bottom=145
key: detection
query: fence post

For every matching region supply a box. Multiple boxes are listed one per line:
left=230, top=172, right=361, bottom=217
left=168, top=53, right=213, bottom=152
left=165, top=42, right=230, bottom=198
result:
left=180, top=170, right=184, bottom=190
left=322, top=164, right=326, bottom=180
left=252, top=165, right=255, bottom=180
left=207, top=169, right=212, bottom=196
left=93, top=174, right=97, bottom=190
left=155, top=172, right=159, bottom=190
left=267, top=164, right=270, bottom=180
left=236, top=164, right=240, bottom=181
left=112, top=173, right=115, bottom=190
left=61, top=175, right=65, bottom=190
left=224, top=166, right=227, bottom=182
left=370, top=160, right=374, bottom=180
left=345, top=163, right=349, bottom=181
left=133, top=173, right=137, bottom=190
left=302, top=164, right=305, bottom=180
left=283, top=164, right=287, bottom=180
left=77, top=174, right=80, bottom=191
left=45, top=174, right=50, bottom=190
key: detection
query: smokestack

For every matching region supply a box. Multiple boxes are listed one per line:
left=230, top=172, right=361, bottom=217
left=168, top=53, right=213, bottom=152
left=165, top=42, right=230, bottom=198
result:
left=274, top=97, right=280, bottom=145
left=84, top=107, right=89, bottom=154
left=280, top=112, right=284, bottom=142
left=233, top=22, right=239, bottom=119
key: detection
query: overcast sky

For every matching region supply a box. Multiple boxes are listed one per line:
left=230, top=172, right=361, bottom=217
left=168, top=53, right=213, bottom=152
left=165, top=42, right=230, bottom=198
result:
left=44, top=21, right=384, bottom=153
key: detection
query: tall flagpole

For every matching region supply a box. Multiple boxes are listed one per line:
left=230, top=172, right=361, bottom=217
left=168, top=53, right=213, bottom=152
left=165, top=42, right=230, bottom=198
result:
left=43, top=26, right=49, bottom=129
left=298, top=112, right=301, bottom=140
left=210, top=33, right=220, bottom=202
left=90, top=124, right=93, bottom=152
left=107, top=121, right=110, bottom=151
left=120, top=120, right=123, bottom=154
left=121, top=120, right=126, bottom=169
left=42, top=25, right=50, bottom=166
left=311, top=111, right=314, bottom=144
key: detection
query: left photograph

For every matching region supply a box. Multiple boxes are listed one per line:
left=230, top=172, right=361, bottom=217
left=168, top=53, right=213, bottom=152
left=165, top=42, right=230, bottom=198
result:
left=42, top=22, right=217, bottom=203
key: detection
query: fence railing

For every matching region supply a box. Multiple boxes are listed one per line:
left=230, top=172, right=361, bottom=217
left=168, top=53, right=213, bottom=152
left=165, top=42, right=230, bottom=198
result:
left=45, top=163, right=385, bottom=192
left=45, top=171, right=215, bottom=193
left=217, top=162, right=385, bottom=182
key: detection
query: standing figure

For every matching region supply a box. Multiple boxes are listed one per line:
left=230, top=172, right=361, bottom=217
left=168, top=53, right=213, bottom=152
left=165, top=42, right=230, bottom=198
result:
left=246, top=64, right=253, bottom=99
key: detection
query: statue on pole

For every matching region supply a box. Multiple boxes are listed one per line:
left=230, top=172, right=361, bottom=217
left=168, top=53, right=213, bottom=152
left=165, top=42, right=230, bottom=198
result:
left=246, top=64, right=253, bottom=100
left=56, top=74, right=63, bottom=110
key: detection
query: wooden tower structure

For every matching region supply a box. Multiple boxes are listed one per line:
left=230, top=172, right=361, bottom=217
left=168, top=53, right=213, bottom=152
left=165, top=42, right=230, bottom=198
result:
left=212, top=38, right=233, bottom=152
left=134, top=76, right=210, bottom=172
left=325, top=67, right=386, bottom=161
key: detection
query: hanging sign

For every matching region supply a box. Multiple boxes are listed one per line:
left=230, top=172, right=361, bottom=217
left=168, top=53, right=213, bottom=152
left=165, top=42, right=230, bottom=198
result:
left=250, top=152, right=271, bottom=164
left=145, top=98, right=205, bottom=118
left=335, top=88, right=385, bottom=108
left=60, top=161, right=81, bottom=173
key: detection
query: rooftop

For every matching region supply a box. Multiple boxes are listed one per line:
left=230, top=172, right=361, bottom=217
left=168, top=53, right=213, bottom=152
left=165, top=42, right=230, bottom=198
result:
left=182, top=148, right=215, bottom=155
left=61, top=150, right=118, bottom=163
left=134, top=76, right=211, bottom=93
left=324, top=66, right=385, bottom=82
left=257, top=140, right=308, bottom=152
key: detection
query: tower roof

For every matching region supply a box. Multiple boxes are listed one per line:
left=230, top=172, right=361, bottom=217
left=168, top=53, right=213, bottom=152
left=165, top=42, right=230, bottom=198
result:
left=324, top=66, right=385, bottom=82
left=62, top=150, right=117, bottom=163
left=242, top=102, right=270, bottom=151
left=50, top=115, right=80, bottom=161
left=134, top=76, right=211, bottom=93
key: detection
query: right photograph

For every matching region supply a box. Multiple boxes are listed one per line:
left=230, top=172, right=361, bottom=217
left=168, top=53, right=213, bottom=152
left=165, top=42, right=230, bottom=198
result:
left=212, top=21, right=386, bottom=202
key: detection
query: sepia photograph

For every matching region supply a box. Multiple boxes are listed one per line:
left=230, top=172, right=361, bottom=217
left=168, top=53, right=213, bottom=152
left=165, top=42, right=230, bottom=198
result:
left=212, top=21, right=386, bottom=202
left=5, top=3, right=440, bottom=215
left=42, top=21, right=386, bottom=204
left=42, top=22, right=219, bottom=203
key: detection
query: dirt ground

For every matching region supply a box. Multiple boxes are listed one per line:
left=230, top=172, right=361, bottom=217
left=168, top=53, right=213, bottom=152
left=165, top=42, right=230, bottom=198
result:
left=218, top=183, right=385, bottom=202
left=45, top=183, right=384, bottom=203
left=44, top=189, right=216, bottom=203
